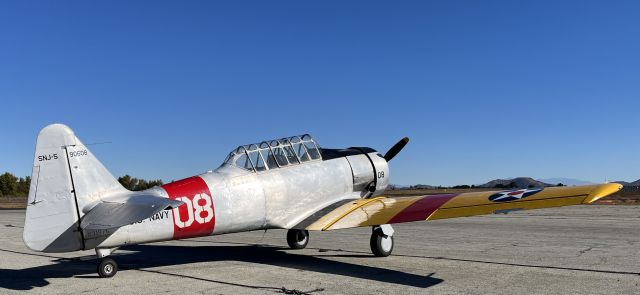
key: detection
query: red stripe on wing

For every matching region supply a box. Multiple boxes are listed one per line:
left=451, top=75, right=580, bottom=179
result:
left=388, top=194, right=457, bottom=224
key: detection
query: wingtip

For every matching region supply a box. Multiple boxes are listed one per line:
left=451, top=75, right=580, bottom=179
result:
left=583, top=183, right=623, bottom=204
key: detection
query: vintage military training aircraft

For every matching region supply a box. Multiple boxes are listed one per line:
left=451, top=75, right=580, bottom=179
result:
left=23, top=124, right=622, bottom=277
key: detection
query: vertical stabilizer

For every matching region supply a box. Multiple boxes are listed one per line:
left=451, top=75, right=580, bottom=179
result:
left=23, top=124, right=124, bottom=252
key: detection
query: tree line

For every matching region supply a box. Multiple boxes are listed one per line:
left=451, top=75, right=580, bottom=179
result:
left=117, top=175, right=164, bottom=191
left=0, top=173, right=30, bottom=198
left=0, top=172, right=164, bottom=197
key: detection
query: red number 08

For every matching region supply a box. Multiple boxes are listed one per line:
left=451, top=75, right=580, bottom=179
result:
left=173, top=193, right=214, bottom=228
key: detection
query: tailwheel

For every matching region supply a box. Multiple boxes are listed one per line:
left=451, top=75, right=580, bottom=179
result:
left=97, top=257, right=118, bottom=278
left=370, top=227, right=394, bottom=257
left=287, top=229, right=309, bottom=249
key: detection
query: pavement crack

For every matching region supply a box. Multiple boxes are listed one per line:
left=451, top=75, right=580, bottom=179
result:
left=278, top=287, right=325, bottom=295
left=301, top=246, right=640, bottom=277
left=577, top=247, right=594, bottom=257
left=4, top=224, right=23, bottom=228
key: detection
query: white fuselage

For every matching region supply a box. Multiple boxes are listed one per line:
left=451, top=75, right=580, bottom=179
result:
left=91, top=153, right=388, bottom=250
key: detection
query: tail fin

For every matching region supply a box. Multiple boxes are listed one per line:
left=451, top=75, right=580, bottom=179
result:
left=24, top=124, right=125, bottom=252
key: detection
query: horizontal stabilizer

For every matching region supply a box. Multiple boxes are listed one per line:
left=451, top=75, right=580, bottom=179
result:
left=81, top=195, right=183, bottom=231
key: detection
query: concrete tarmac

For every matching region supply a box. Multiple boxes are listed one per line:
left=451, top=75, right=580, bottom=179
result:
left=1, top=205, right=639, bottom=294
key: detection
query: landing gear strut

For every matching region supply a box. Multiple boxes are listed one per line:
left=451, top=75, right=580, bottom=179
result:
left=287, top=229, right=309, bottom=249
left=370, top=225, right=394, bottom=257
left=97, top=257, right=118, bottom=278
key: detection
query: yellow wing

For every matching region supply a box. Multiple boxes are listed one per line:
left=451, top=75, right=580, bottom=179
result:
left=304, top=183, right=622, bottom=231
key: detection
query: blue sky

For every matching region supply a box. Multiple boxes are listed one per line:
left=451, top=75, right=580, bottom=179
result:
left=1, top=1, right=639, bottom=186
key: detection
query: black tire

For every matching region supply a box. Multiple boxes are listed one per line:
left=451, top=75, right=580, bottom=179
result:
left=370, top=228, right=394, bottom=257
left=97, top=257, right=118, bottom=278
left=287, top=229, right=309, bottom=249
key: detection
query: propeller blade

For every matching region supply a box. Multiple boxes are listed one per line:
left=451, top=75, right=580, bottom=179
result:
left=384, top=137, right=409, bottom=161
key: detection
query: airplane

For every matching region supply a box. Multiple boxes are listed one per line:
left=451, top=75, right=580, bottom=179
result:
left=23, top=124, right=623, bottom=278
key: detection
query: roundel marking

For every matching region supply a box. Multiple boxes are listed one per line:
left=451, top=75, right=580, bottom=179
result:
left=488, top=188, right=543, bottom=202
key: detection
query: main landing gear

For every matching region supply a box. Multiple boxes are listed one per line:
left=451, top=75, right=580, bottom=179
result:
left=286, top=225, right=395, bottom=257
left=370, top=224, right=394, bottom=257
left=97, top=257, right=118, bottom=278
left=287, top=229, right=310, bottom=249
left=96, top=248, right=119, bottom=278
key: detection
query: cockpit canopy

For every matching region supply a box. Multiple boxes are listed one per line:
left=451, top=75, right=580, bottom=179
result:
left=224, top=134, right=322, bottom=172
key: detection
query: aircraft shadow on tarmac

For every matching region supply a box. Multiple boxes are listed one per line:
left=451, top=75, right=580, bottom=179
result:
left=0, top=244, right=443, bottom=291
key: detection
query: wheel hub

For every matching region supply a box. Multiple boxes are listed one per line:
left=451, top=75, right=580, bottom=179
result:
left=380, top=236, right=392, bottom=252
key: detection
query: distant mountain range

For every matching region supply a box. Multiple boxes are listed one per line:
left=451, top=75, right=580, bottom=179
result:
left=392, top=177, right=640, bottom=190
left=537, top=178, right=595, bottom=186
left=478, top=177, right=551, bottom=189
left=612, top=179, right=640, bottom=186
left=481, top=177, right=640, bottom=188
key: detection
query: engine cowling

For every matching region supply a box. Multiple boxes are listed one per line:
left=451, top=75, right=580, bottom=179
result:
left=345, top=149, right=389, bottom=198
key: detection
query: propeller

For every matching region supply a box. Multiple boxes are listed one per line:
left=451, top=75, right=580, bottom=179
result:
left=383, top=137, right=409, bottom=162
